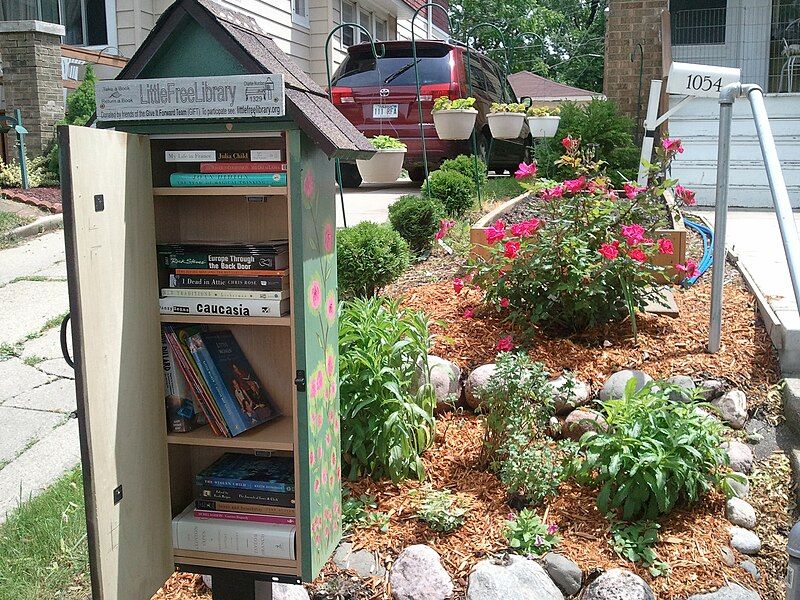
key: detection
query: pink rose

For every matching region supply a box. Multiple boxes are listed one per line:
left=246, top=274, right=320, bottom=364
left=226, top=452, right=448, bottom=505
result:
left=540, top=185, right=564, bottom=201
left=504, top=240, right=520, bottom=259
left=675, top=184, right=696, bottom=206
left=621, top=223, right=646, bottom=246
left=463, top=307, right=474, bottom=319
left=662, top=138, right=684, bottom=154
left=658, top=238, right=674, bottom=255
left=500, top=297, right=510, bottom=308
left=484, top=220, right=506, bottom=245
left=510, top=218, right=540, bottom=237
left=676, top=259, right=700, bottom=278
left=453, top=278, right=464, bottom=293
left=497, top=335, right=514, bottom=352
left=514, top=161, right=537, bottom=180
left=623, top=182, right=646, bottom=199
left=563, top=176, right=586, bottom=195
left=628, top=248, right=647, bottom=262
left=598, top=243, right=619, bottom=260
left=434, top=219, right=456, bottom=240
left=561, top=136, right=579, bottom=151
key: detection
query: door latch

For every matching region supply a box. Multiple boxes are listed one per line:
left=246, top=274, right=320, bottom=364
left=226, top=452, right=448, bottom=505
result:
left=294, top=370, right=306, bottom=392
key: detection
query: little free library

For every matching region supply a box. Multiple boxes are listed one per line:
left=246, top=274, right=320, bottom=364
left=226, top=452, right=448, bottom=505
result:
left=59, top=1, right=374, bottom=598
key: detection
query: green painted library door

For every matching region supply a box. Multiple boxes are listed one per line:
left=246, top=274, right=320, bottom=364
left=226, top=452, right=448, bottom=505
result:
left=289, top=130, right=342, bottom=580
left=60, top=125, right=174, bottom=600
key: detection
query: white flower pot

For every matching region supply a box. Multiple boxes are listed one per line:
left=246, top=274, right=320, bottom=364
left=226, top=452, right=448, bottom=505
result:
left=527, top=116, right=561, bottom=138
left=432, top=108, right=478, bottom=140
left=487, top=112, right=525, bottom=140
left=356, top=148, right=406, bottom=184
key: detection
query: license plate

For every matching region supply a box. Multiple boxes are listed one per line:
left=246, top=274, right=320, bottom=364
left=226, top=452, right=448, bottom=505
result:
left=373, top=104, right=398, bottom=119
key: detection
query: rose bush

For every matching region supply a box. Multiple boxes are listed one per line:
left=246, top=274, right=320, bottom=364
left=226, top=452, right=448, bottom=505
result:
left=461, top=137, right=697, bottom=335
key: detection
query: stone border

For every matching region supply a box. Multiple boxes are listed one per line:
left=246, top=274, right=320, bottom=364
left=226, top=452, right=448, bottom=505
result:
left=5, top=214, right=63, bottom=241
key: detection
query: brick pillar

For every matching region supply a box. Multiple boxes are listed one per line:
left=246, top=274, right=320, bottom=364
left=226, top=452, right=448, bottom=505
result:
left=0, top=21, right=66, bottom=157
left=603, top=1, right=668, bottom=126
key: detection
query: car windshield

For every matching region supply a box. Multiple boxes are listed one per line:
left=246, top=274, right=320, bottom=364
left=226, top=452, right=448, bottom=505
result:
left=332, top=46, right=452, bottom=87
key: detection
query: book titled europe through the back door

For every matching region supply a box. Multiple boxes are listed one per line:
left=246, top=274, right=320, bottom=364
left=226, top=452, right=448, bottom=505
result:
left=196, top=453, right=294, bottom=492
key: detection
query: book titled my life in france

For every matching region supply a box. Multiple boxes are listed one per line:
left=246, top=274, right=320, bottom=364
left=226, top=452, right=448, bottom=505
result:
left=196, top=453, right=294, bottom=493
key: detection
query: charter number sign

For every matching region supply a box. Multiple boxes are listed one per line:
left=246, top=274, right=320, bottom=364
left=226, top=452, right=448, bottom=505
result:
left=95, top=74, right=285, bottom=121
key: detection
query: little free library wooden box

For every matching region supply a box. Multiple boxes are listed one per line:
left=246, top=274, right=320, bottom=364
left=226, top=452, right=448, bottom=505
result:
left=59, top=2, right=373, bottom=598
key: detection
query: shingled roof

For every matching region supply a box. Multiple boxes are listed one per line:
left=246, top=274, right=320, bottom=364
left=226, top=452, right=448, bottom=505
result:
left=508, top=71, right=604, bottom=103
left=112, top=0, right=374, bottom=160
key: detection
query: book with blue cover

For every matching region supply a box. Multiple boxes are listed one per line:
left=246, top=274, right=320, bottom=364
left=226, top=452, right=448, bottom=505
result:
left=196, top=453, right=295, bottom=493
left=169, top=172, right=287, bottom=187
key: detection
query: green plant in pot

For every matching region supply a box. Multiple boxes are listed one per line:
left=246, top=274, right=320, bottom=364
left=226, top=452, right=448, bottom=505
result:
left=357, top=135, right=407, bottom=184
left=431, top=97, right=477, bottom=140
left=488, top=102, right=526, bottom=140
left=526, top=105, right=561, bottom=138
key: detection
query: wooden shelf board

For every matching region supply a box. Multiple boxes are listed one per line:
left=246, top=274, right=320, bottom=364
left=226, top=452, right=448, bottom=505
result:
left=167, top=417, right=294, bottom=451
left=160, top=314, right=291, bottom=326
left=175, top=551, right=299, bottom=576
left=153, top=186, right=288, bottom=196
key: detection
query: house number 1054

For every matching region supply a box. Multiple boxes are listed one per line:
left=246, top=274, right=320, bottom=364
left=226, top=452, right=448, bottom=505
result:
left=685, top=74, right=723, bottom=93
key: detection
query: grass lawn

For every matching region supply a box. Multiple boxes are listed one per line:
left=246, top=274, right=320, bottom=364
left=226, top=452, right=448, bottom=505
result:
left=482, top=176, right=523, bottom=203
left=0, top=210, right=34, bottom=250
left=0, top=467, right=90, bottom=600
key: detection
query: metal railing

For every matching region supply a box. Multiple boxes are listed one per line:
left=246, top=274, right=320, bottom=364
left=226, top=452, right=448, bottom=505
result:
left=709, top=82, right=800, bottom=352
left=671, top=3, right=800, bottom=93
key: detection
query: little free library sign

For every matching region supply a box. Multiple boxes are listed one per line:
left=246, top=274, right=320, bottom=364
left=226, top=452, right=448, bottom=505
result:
left=95, top=74, right=285, bottom=121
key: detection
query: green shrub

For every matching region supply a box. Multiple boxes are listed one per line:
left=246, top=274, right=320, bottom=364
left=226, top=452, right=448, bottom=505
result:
left=610, top=520, right=669, bottom=577
left=504, top=508, right=561, bottom=556
left=423, top=169, right=475, bottom=219
left=339, top=297, right=435, bottom=482
left=415, top=487, right=469, bottom=532
left=440, top=154, right=488, bottom=188
left=499, top=439, right=577, bottom=506
left=337, top=222, right=410, bottom=297
left=577, top=380, right=740, bottom=521
left=388, top=195, right=443, bottom=256
left=0, top=156, right=59, bottom=188
left=534, top=99, right=638, bottom=187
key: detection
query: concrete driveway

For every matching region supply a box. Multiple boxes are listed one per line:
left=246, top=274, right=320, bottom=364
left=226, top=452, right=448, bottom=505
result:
left=335, top=180, right=420, bottom=227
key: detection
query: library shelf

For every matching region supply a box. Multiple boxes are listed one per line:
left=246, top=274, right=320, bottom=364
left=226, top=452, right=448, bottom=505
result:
left=160, top=314, right=292, bottom=327
left=152, top=186, right=288, bottom=196
left=167, top=416, right=295, bottom=451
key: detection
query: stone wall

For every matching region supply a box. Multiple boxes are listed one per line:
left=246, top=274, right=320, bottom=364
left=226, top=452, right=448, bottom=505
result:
left=0, top=21, right=65, bottom=157
left=603, top=0, right=668, bottom=126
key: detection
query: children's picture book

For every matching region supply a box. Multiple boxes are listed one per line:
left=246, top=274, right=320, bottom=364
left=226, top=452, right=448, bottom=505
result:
left=161, top=333, right=205, bottom=433
left=196, top=453, right=294, bottom=492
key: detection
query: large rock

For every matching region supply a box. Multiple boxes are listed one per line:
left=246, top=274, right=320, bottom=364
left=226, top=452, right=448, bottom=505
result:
left=562, top=409, right=607, bottom=441
left=465, top=364, right=496, bottom=411
left=729, top=477, right=750, bottom=500
left=542, top=553, right=582, bottom=596
left=665, top=375, right=696, bottom=403
left=466, top=554, right=563, bottom=600
left=582, top=568, right=655, bottom=600
left=740, top=560, right=761, bottom=581
left=599, top=370, right=653, bottom=401
left=412, top=355, right=462, bottom=413
left=548, top=376, right=591, bottom=415
left=726, top=498, right=757, bottom=529
left=687, top=583, right=760, bottom=600
left=713, top=390, right=748, bottom=429
left=728, top=526, right=761, bottom=555
left=390, top=545, right=453, bottom=600
left=333, top=541, right=386, bottom=577
left=722, top=440, right=754, bottom=474
left=698, top=379, right=726, bottom=401
left=273, top=583, right=311, bottom=600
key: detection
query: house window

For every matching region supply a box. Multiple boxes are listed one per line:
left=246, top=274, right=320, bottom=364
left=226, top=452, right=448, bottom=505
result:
left=342, top=0, right=355, bottom=46
left=375, top=17, right=387, bottom=41
left=671, top=0, right=727, bottom=46
left=292, top=0, right=309, bottom=28
left=359, top=8, right=371, bottom=43
left=1, top=0, right=107, bottom=46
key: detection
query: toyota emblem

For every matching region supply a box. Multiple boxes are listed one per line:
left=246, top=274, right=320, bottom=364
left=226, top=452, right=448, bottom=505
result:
left=380, top=88, right=390, bottom=97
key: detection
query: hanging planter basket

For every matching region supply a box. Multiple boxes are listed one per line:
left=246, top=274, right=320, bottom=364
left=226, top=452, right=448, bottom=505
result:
left=357, top=148, right=407, bottom=184
left=527, top=116, right=561, bottom=138
left=432, top=108, right=478, bottom=140
left=487, top=112, right=525, bottom=140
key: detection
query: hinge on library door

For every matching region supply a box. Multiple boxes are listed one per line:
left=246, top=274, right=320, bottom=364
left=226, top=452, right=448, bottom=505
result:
left=294, top=370, right=306, bottom=392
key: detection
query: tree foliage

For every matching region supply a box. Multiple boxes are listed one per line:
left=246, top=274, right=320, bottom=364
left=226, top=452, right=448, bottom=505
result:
left=449, top=0, right=606, bottom=92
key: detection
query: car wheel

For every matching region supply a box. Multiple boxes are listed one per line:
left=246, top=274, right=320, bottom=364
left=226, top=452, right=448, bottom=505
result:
left=338, top=163, right=362, bottom=188
left=408, top=167, right=427, bottom=183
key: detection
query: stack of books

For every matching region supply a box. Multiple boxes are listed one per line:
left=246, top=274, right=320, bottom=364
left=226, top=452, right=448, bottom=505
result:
left=158, top=242, right=290, bottom=318
left=173, top=453, right=296, bottom=560
left=167, top=149, right=287, bottom=187
left=162, top=326, right=281, bottom=437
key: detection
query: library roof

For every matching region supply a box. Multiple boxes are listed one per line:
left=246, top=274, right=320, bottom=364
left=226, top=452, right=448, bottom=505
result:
left=114, top=0, right=375, bottom=160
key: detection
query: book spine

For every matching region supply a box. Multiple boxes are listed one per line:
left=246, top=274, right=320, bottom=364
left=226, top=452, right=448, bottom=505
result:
left=193, top=509, right=296, bottom=525
left=160, top=297, right=289, bottom=318
left=169, top=172, right=287, bottom=187
left=161, top=288, right=289, bottom=301
left=175, top=268, right=287, bottom=277
left=174, top=515, right=296, bottom=560
left=194, top=500, right=295, bottom=516
left=164, top=253, right=285, bottom=270
left=188, top=336, right=247, bottom=436
left=195, top=485, right=296, bottom=507
left=196, top=476, right=294, bottom=493
left=169, top=274, right=287, bottom=291
left=200, top=162, right=287, bottom=174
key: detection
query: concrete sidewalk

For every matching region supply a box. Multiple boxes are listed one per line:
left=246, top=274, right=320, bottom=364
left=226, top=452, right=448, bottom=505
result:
left=0, top=230, right=79, bottom=523
left=696, top=208, right=800, bottom=373
left=336, top=180, right=419, bottom=227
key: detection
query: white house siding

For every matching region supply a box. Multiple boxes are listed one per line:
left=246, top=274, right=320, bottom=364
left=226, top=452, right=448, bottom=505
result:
left=669, top=94, right=800, bottom=209
left=116, top=0, right=157, bottom=58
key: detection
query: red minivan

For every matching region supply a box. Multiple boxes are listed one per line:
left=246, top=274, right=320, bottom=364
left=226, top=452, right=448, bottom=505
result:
left=329, top=40, right=530, bottom=187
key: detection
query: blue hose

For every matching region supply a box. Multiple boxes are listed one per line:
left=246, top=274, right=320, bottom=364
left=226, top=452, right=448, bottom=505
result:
left=682, top=217, right=713, bottom=286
